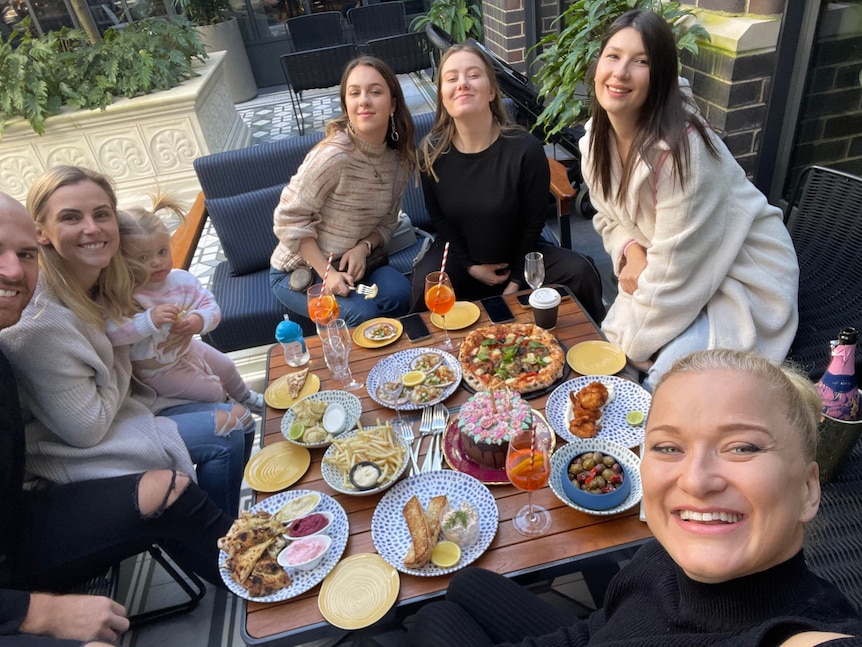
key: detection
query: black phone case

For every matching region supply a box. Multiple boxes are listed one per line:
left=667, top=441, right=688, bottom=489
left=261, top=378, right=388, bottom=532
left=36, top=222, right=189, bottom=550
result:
left=481, top=296, right=515, bottom=323
left=401, top=314, right=431, bottom=341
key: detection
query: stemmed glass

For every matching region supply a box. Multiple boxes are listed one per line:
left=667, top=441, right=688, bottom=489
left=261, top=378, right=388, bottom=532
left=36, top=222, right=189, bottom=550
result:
left=424, top=271, right=456, bottom=350
left=379, top=364, right=406, bottom=432
left=321, top=319, right=362, bottom=391
left=307, top=283, right=339, bottom=327
left=524, top=252, right=545, bottom=291
left=505, top=425, right=551, bottom=536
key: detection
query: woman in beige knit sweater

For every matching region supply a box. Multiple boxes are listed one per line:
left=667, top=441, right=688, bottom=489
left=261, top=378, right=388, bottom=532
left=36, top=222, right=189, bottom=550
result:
left=270, top=56, right=416, bottom=327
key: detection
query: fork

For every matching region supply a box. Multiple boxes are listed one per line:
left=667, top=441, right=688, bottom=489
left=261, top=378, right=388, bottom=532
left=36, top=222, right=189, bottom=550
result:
left=398, top=416, right=420, bottom=477
left=417, top=406, right=435, bottom=474
left=348, top=283, right=378, bottom=299
left=430, top=403, right=449, bottom=471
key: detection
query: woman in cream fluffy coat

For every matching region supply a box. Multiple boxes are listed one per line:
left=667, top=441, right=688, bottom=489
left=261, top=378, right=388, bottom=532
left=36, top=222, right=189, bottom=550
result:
left=579, top=10, right=798, bottom=390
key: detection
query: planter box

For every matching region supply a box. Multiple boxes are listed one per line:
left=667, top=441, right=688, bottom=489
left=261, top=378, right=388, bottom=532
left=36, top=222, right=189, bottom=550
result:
left=0, top=51, right=251, bottom=210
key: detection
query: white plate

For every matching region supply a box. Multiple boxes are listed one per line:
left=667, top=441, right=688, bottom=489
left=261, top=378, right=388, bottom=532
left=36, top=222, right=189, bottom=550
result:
left=218, top=490, right=348, bottom=602
left=545, top=376, right=650, bottom=447
left=548, top=439, right=642, bottom=516
left=281, top=390, right=363, bottom=448
left=321, top=427, right=412, bottom=496
left=371, top=471, right=498, bottom=577
left=366, top=348, right=462, bottom=411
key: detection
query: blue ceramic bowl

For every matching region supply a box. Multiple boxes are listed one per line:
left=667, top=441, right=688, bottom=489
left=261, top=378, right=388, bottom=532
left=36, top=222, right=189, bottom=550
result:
left=560, top=449, right=631, bottom=511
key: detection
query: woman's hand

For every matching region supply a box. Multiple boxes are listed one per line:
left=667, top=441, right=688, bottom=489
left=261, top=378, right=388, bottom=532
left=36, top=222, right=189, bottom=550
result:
left=503, top=281, right=520, bottom=295
left=338, top=245, right=368, bottom=281
left=325, top=270, right=355, bottom=297
left=469, top=263, right=510, bottom=287
left=619, top=243, right=647, bottom=295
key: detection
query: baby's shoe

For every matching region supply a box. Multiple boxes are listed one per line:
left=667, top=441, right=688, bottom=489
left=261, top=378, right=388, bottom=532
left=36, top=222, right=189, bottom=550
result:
left=240, top=389, right=265, bottom=415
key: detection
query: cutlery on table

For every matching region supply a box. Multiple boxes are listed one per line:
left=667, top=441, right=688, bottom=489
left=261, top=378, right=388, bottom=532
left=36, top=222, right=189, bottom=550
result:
left=413, top=406, right=433, bottom=476
left=399, top=416, right=419, bottom=477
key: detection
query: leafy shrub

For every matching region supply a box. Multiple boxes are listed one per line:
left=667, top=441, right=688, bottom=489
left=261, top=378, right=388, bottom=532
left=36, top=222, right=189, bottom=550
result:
left=0, top=17, right=207, bottom=136
left=410, top=0, right=483, bottom=44
left=531, top=0, right=709, bottom=136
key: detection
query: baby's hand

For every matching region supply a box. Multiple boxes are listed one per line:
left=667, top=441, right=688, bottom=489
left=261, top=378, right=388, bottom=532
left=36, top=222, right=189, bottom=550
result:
left=170, top=312, right=204, bottom=336
left=150, top=304, right=179, bottom=327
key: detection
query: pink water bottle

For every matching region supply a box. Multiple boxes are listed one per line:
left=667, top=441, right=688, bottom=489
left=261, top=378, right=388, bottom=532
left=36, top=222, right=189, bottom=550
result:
left=816, top=327, right=860, bottom=421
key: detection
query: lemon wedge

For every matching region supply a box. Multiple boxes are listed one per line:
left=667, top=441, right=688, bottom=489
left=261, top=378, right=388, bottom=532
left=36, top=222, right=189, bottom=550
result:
left=401, top=370, right=425, bottom=388
left=288, top=421, right=305, bottom=440
left=431, top=541, right=461, bottom=568
left=626, top=411, right=644, bottom=426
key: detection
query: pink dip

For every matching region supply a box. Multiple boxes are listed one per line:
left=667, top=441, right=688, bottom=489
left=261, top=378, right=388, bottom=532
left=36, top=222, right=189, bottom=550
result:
left=288, top=513, right=328, bottom=538
left=283, top=537, right=327, bottom=565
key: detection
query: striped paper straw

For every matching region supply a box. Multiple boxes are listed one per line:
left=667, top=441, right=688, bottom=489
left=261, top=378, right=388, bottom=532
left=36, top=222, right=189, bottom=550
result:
left=319, top=252, right=334, bottom=304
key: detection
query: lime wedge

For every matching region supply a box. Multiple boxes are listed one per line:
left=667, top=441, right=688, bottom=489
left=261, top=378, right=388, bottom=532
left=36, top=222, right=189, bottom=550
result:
left=288, top=421, right=305, bottom=441
left=626, top=411, right=644, bottom=426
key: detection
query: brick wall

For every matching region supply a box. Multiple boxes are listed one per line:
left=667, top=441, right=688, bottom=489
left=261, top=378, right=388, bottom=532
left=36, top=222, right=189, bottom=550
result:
left=481, top=0, right=527, bottom=71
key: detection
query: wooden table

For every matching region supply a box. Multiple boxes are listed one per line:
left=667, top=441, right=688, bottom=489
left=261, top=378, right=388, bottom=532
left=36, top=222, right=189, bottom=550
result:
left=244, top=290, right=653, bottom=645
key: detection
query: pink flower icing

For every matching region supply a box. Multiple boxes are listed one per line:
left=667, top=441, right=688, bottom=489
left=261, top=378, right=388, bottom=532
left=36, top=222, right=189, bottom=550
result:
left=457, top=391, right=532, bottom=445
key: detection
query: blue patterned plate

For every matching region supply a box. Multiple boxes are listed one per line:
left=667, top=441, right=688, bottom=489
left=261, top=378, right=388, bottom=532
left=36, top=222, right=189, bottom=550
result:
left=281, top=390, right=363, bottom=448
left=545, top=376, right=650, bottom=447
left=371, top=471, right=498, bottom=576
left=218, top=490, right=348, bottom=602
left=548, top=439, right=642, bottom=516
left=366, top=348, right=462, bottom=411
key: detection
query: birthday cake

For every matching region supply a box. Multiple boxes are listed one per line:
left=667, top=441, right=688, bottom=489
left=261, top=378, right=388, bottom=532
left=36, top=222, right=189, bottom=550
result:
left=457, top=390, right=532, bottom=469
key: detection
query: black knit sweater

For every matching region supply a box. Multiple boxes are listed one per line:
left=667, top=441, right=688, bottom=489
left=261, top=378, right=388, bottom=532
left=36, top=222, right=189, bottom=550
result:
left=511, top=541, right=862, bottom=647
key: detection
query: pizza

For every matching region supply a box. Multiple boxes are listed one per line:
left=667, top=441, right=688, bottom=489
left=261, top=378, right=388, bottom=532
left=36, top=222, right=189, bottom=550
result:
left=458, top=323, right=565, bottom=394
left=284, top=368, right=309, bottom=399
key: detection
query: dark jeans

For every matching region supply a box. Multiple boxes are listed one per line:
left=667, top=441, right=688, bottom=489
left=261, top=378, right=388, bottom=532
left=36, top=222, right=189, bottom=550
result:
left=10, top=473, right=232, bottom=593
left=411, top=241, right=606, bottom=324
left=0, top=637, right=81, bottom=646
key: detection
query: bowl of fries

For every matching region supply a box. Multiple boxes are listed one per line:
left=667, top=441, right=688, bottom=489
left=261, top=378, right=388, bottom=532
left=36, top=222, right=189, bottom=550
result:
left=281, top=391, right=363, bottom=448
left=321, top=421, right=411, bottom=496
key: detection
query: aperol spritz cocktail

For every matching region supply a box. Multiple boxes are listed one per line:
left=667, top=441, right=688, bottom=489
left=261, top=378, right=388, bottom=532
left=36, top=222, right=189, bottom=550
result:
left=424, top=271, right=455, bottom=350
left=307, top=283, right=339, bottom=327
left=505, top=427, right=551, bottom=536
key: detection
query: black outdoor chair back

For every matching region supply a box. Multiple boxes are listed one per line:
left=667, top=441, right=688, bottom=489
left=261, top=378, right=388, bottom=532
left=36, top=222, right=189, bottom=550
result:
left=784, top=165, right=862, bottom=379
left=365, top=31, right=431, bottom=75
left=284, top=11, right=346, bottom=52
left=348, top=1, right=407, bottom=44
left=281, top=43, right=357, bottom=134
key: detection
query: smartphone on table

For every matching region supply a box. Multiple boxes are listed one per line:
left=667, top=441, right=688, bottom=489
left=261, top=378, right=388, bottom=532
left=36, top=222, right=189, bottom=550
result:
left=400, top=313, right=431, bottom=342
left=480, top=295, right=515, bottom=323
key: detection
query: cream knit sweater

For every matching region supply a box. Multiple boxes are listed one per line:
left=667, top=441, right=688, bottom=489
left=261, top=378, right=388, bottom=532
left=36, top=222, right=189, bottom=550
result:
left=271, top=129, right=408, bottom=272
left=0, top=281, right=195, bottom=485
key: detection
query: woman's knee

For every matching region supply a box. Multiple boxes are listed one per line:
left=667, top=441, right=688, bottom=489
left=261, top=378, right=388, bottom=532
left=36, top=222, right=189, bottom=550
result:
left=215, top=404, right=255, bottom=436
left=137, top=470, right=192, bottom=518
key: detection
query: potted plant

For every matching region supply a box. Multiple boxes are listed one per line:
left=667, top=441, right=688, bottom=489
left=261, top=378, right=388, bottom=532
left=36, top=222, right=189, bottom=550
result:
left=410, top=0, right=483, bottom=43
left=175, top=0, right=257, bottom=101
left=531, top=0, right=709, bottom=137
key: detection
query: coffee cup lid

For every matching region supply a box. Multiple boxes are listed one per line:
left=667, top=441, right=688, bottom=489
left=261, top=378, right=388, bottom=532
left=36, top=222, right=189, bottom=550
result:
left=529, top=287, right=561, bottom=308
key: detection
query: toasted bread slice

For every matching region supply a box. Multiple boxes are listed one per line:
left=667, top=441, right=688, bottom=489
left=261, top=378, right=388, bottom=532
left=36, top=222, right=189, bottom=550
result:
left=403, top=495, right=432, bottom=568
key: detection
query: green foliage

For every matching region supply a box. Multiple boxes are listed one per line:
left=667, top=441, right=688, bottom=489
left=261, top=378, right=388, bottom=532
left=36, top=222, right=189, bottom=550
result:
left=531, top=0, right=710, bottom=136
left=0, top=17, right=207, bottom=136
left=175, top=0, right=231, bottom=26
left=410, top=0, right=483, bottom=43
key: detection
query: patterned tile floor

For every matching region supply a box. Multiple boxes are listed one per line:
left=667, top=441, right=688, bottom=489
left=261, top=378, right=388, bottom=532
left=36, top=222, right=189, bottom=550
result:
left=121, top=71, right=614, bottom=647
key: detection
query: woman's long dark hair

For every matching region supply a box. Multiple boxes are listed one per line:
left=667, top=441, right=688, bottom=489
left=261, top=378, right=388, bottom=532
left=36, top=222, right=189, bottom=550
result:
left=588, top=9, right=718, bottom=204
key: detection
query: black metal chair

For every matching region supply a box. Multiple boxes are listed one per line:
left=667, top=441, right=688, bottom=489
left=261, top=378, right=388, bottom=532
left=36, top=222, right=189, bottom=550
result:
left=365, top=30, right=432, bottom=75
left=283, top=11, right=346, bottom=52
left=280, top=43, right=357, bottom=134
left=783, top=165, right=862, bottom=380
left=347, top=1, right=407, bottom=45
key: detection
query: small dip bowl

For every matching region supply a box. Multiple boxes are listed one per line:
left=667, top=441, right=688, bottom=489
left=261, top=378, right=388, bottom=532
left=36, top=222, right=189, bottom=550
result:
left=277, top=534, right=332, bottom=571
left=349, top=461, right=382, bottom=491
left=284, top=510, right=334, bottom=540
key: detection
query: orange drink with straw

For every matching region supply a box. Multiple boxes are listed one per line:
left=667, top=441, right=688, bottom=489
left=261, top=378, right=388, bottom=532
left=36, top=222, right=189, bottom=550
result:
left=505, top=426, right=551, bottom=536
left=424, top=270, right=455, bottom=350
left=506, top=449, right=549, bottom=491
left=307, top=284, right=339, bottom=326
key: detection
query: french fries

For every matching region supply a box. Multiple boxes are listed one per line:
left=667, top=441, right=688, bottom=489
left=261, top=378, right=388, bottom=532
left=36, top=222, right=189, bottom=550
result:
left=323, top=421, right=406, bottom=490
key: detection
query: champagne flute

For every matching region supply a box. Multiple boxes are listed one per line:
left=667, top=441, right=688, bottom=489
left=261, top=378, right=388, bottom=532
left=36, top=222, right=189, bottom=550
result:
left=322, top=319, right=362, bottom=391
left=505, top=425, right=551, bottom=537
left=424, top=271, right=456, bottom=350
left=379, top=365, right=406, bottom=432
left=524, top=252, right=545, bottom=291
left=307, top=283, right=339, bottom=327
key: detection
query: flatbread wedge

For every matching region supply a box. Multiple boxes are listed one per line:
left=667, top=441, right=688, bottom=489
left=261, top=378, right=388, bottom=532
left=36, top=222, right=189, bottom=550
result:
left=228, top=537, right=274, bottom=585
left=285, top=368, right=310, bottom=399
left=403, top=494, right=449, bottom=569
left=244, top=553, right=291, bottom=598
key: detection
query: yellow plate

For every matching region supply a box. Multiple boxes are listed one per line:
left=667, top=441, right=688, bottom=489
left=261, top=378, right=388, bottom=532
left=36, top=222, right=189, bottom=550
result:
left=264, top=372, right=321, bottom=409
left=318, top=553, right=400, bottom=630
left=430, top=301, right=480, bottom=330
left=243, top=441, right=311, bottom=492
left=353, top=318, right=404, bottom=349
left=567, top=340, right=627, bottom=375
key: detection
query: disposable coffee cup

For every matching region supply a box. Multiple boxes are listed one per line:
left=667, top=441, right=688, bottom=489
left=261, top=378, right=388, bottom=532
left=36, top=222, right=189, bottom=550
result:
left=529, top=287, right=561, bottom=329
